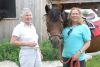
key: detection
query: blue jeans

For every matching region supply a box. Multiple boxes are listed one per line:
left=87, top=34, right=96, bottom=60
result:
left=63, top=57, right=86, bottom=67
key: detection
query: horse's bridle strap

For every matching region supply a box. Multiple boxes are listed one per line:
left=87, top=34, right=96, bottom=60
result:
left=47, top=32, right=62, bottom=38
left=50, top=34, right=61, bottom=38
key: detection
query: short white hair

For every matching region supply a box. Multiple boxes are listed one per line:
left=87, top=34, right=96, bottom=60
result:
left=20, top=8, right=32, bottom=17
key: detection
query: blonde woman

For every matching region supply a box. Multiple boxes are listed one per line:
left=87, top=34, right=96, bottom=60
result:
left=62, top=7, right=91, bottom=67
left=10, top=8, right=42, bottom=67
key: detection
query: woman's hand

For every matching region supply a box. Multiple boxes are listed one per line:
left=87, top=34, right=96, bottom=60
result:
left=72, top=51, right=81, bottom=61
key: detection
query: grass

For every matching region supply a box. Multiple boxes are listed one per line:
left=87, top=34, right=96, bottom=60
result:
left=86, top=55, right=100, bottom=67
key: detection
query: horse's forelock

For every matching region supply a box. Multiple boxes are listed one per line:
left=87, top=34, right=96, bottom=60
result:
left=49, top=7, right=61, bottom=22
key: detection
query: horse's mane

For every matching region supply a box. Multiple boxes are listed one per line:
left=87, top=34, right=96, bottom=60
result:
left=61, top=11, right=70, bottom=28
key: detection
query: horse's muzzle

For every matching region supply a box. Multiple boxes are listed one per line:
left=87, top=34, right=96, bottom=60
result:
left=50, top=36, right=61, bottom=48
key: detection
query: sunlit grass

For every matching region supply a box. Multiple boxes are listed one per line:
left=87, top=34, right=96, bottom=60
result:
left=86, top=55, right=100, bottom=67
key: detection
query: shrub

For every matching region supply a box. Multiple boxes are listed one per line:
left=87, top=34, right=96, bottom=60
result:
left=0, top=40, right=20, bottom=65
left=40, top=40, right=59, bottom=61
left=0, top=39, right=59, bottom=65
left=0, top=39, right=100, bottom=67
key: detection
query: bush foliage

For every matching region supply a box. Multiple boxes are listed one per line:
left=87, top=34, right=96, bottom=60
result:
left=0, top=39, right=59, bottom=64
left=0, top=39, right=100, bottom=67
left=40, top=40, right=59, bottom=61
left=0, top=40, right=20, bottom=65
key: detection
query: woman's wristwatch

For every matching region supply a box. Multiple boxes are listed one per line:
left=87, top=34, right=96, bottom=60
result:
left=79, top=50, right=83, bottom=54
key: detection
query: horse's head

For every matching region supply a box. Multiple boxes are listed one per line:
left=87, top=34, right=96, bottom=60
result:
left=45, top=4, right=63, bottom=48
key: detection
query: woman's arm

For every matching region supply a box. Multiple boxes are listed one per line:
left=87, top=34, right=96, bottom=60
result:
left=10, top=36, right=37, bottom=47
left=79, top=40, right=91, bottom=53
left=72, top=40, right=91, bottom=61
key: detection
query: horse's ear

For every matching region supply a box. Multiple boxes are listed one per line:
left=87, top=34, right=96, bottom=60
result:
left=45, top=4, right=50, bottom=14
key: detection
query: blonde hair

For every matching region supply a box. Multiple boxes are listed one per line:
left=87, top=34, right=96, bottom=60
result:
left=68, top=7, right=84, bottom=26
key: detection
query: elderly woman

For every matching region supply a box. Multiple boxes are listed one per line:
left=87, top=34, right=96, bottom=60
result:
left=10, top=8, right=42, bottom=67
left=62, top=7, right=91, bottom=67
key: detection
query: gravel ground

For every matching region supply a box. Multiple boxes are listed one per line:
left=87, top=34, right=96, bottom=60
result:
left=42, top=61, right=63, bottom=67
left=0, top=51, right=100, bottom=67
left=0, top=60, right=19, bottom=67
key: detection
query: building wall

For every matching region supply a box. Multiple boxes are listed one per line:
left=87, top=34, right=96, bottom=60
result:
left=0, top=19, right=17, bottom=41
left=41, top=0, right=49, bottom=40
left=0, top=0, right=48, bottom=42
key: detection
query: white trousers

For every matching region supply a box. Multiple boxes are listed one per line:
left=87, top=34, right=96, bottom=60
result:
left=19, top=48, right=42, bottom=67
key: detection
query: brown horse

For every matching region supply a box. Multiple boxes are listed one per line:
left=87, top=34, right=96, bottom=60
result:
left=45, top=4, right=63, bottom=48
left=45, top=4, right=100, bottom=54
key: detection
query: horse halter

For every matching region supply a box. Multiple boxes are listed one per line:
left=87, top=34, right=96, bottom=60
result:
left=47, top=32, right=62, bottom=40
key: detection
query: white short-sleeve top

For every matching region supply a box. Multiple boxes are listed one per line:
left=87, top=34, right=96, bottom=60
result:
left=12, top=22, right=39, bottom=49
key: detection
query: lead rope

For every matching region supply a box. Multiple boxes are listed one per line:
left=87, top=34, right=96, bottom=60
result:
left=58, top=44, right=80, bottom=67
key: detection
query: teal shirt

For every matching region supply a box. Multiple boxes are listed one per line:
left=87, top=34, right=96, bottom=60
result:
left=62, top=24, right=91, bottom=60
